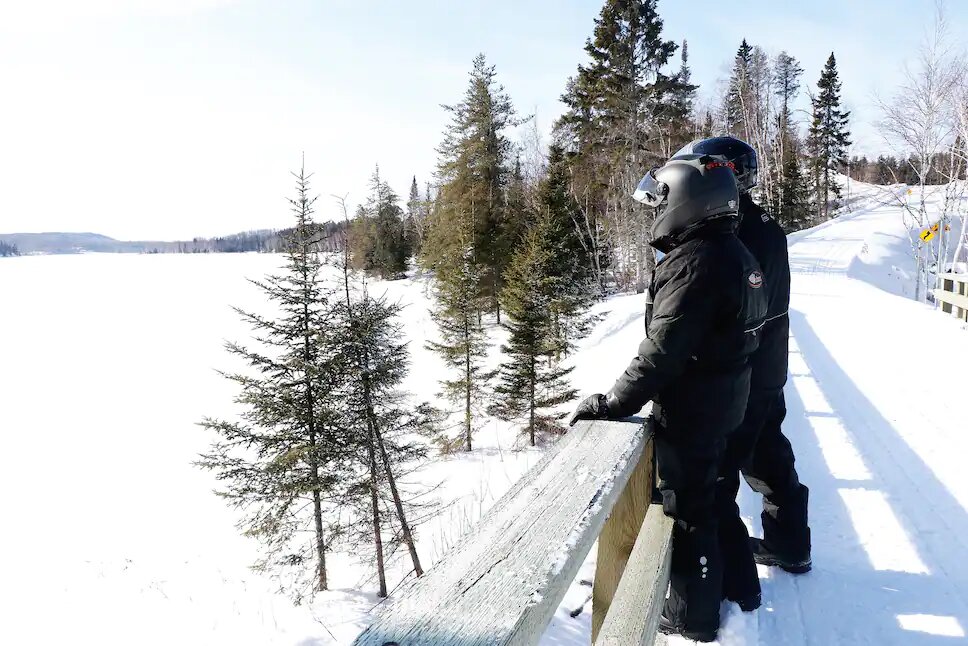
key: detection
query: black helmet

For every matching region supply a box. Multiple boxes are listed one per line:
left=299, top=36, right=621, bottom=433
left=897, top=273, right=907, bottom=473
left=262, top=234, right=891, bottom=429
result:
left=633, top=155, right=739, bottom=250
left=674, top=136, right=758, bottom=193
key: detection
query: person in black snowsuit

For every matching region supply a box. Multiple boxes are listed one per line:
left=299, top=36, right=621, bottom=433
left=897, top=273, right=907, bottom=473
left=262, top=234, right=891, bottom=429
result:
left=674, top=137, right=812, bottom=609
left=569, top=155, right=767, bottom=643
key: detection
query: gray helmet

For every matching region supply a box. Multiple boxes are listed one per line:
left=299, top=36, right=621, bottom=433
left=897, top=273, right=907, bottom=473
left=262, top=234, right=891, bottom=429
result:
left=674, top=136, right=758, bottom=193
left=633, top=155, right=740, bottom=249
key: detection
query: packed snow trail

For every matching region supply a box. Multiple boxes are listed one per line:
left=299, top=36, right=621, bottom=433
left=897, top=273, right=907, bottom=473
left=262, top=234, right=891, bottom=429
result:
left=737, top=195, right=968, bottom=645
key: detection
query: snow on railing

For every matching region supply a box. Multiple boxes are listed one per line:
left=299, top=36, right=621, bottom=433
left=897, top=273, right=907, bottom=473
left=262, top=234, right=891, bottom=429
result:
left=350, top=418, right=673, bottom=646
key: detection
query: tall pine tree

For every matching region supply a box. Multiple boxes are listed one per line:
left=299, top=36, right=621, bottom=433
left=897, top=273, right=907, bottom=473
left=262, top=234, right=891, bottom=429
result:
left=724, top=39, right=754, bottom=138
left=424, top=54, right=517, bottom=320
left=556, top=0, right=681, bottom=294
left=657, top=39, right=699, bottom=157
left=197, top=163, right=343, bottom=603
left=807, top=53, right=852, bottom=222
left=772, top=52, right=809, bottom=230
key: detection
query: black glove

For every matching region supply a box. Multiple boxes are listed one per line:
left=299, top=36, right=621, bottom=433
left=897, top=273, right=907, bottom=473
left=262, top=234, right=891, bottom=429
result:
left=568, top=393, right=610, bottom=427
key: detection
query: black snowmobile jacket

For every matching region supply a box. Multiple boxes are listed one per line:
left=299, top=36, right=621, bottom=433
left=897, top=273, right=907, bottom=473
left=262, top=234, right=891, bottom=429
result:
left=606, top=218, right=768, bottom=448
left=736, top=194, right=791, bottom=394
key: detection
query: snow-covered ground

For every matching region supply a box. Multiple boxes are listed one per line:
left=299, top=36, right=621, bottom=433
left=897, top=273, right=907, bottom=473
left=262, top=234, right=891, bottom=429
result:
left=1, top=178, right=967, bottom=645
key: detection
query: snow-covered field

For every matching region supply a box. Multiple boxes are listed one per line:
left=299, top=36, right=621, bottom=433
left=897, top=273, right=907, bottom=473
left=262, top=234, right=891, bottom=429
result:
left=2, top=179, right=967, bottom=645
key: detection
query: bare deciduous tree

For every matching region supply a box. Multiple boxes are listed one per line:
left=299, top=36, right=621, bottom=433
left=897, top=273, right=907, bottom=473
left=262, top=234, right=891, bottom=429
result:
left=876, top=1, right=965, bottom=299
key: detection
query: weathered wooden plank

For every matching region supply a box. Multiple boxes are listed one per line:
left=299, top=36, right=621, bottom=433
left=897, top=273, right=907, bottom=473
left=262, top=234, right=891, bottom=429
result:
left=591, top=436, right=654, bottom=642
left=594, top=504, right=675, bottom=646
left=351, top=418, right=647, bottom=646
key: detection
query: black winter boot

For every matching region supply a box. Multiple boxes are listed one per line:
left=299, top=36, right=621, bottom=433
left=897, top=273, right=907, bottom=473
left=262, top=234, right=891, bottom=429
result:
left=729, top=591, right=762, bottom=612
left=658, top=611, right=718, bottom=643
left=750, top=537, right=812, bottom=574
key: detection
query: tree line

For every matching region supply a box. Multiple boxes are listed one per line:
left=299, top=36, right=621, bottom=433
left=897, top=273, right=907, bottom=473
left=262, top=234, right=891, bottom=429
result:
left=0, top=241, right=19, bottom=257
left=173, top=223, right=346, bottom=254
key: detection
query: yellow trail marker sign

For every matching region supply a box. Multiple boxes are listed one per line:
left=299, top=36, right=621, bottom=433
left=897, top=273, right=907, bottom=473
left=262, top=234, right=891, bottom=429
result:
left=931, top=223, right=940, bottom=233
left=920, top=229, right=935, bottom=242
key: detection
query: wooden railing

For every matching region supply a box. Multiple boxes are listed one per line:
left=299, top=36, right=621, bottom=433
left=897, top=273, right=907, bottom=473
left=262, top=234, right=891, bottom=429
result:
left=351, top=418, right=673, bottom=646
left=934, top=273, right=968, bottom=323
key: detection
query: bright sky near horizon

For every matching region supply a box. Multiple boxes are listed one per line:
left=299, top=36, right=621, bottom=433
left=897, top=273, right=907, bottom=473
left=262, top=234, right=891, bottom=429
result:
left=1, top=0, right=965, bottom=240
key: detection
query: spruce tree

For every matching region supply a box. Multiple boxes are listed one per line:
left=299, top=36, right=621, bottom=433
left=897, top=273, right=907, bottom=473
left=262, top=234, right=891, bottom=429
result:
left=772, top=52, right=808, bottom=230
left=425, top=210, right=491, bottom=453
left=541, top=144, right=597, bottom=356
left=556, top=0, right=680, bottom=293
left=493, top=211, right=579, bottom=446
left=499, top=155, right=529, bottom=271
left=336, top=251, right=431, bottom=596
left=404, top=176, right=424, bottom=257
left=349, top=166, right=410, bottom=279
left=424, top=54, right=517, bottom=318
left=778, top=155, right=810, bottom=232
left=724, top=39, right=754, bottom=138
left=197, top=163, right=343, bottom=603
left=658, top=39, right=699, bottom=156
left=335, top=198, right=439, bottom=596
left=807, top=53, right=852, bottom=222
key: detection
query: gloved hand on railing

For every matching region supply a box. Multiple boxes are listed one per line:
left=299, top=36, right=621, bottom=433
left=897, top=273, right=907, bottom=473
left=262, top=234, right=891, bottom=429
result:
left=568, top=393, right=610, bottom=426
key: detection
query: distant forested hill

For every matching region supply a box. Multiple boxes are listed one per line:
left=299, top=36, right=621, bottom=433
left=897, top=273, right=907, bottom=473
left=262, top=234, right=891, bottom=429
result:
left=0, top=223, right=346, bottom=256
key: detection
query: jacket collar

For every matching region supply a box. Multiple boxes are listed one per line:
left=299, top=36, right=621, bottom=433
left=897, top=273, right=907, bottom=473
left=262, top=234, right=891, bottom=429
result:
left=650, top=215, right=739, bottom=253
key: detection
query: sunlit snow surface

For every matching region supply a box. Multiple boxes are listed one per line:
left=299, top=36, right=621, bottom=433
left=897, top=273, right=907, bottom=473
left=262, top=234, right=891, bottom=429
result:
left=2, top=178, right=968, bottom=645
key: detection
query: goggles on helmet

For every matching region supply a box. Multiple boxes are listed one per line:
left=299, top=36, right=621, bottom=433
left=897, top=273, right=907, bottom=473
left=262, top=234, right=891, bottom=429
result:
left=632, top=168, right=668, bottom=207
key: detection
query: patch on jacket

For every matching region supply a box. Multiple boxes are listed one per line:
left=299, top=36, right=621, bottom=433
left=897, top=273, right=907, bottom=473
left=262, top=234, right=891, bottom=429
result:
left=747, top=270, right=764, bottom=288
left=761, top=213, right=771, bottom=223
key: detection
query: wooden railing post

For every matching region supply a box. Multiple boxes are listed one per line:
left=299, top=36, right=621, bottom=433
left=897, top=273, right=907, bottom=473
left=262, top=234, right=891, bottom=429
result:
left=933, top=274, right=968, bottom=323
left=595, top=503, right=675, bottom=645
left=591, top=435, right=655, bottom=642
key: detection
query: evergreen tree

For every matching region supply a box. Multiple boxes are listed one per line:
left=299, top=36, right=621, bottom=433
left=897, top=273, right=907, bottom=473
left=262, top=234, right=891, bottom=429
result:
left=424, top=54, right=517, bottom=319
left=0, top=241, right=19, bottom=256
left=197, top=163, right=343, bottom=603
left=499, top=154, right=530, bottom=266
left=777, top=155, right=810, bottom=232
left=772, top=52, right=808, bottom=229
left=404, top=176, right=424, bottom=257
left=541, top=144, right=597, bottom=356
left=349, top=166, right=410, bottom=279
left=557, top=0, right=681, bottom=293
left=807, top=53, right=852, bottom=222
left=335, top=246, right=431, bottom=596
left=700, top=110, right=714, bottom=137
left=493, top=212, right=578, bottom=446
left=724, top=39, right=754, bottom=138
left=658, top=39, right=699, bottom=157
left=426, top=210, right=491, bottom=453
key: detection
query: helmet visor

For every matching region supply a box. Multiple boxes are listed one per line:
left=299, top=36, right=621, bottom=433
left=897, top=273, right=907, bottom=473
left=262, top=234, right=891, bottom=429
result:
left=632, top=168, right=667, bottom=207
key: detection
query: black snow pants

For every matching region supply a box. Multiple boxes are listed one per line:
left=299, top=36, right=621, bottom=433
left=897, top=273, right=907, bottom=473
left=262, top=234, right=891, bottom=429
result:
left=654, top=420, right=727, bottom=634
left=718, top=389, right=811, bottom=599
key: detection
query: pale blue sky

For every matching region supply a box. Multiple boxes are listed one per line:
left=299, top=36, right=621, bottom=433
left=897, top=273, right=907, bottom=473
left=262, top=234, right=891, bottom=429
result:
left=1, top=0, right=964, bottom=239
